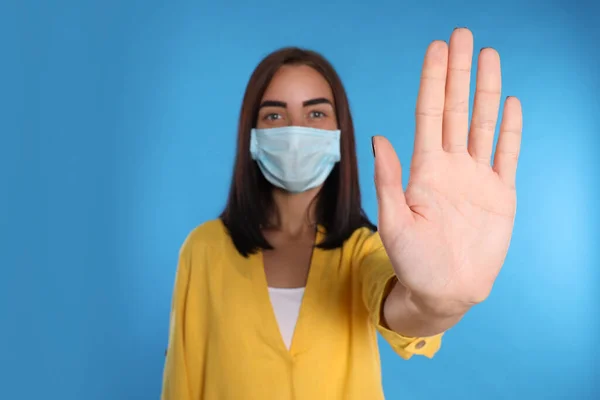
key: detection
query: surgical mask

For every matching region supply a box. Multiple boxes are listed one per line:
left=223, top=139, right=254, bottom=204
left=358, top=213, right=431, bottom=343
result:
left=250, top=126, right=341, bottom=193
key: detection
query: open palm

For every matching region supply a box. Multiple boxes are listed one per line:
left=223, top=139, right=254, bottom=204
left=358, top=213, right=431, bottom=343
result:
left=373, top=28, right=523, bottom=315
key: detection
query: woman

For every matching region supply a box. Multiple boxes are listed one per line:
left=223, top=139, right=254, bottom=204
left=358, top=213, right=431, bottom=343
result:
left=161, top=27, right=522, bottom=399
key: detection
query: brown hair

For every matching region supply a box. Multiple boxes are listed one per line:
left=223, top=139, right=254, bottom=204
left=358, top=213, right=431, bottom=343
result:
left=219, top=47, right=376, bottom=257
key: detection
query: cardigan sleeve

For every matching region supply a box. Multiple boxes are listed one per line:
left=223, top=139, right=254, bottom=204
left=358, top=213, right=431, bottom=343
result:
left=161, top=237, right=194, bottom=400
left=356, top=229, right=443, bottom=360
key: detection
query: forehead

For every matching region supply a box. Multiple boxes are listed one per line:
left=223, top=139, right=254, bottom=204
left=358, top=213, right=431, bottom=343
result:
left=261, top=64, right=334, bottom=102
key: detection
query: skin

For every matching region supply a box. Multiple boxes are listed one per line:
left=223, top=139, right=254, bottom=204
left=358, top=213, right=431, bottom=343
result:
left=376, top=28, right=522, bottom=336
left=257, top=28, right=523, bottom=338
left=256, top=63, right=338, bottom=289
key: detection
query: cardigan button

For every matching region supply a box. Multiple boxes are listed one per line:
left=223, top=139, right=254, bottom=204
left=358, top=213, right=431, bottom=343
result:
left=415, top=340, right=426, bottom=349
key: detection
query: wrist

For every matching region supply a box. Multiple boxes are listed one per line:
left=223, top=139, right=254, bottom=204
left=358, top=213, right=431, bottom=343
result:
left=404, top=286, right=473, bottom=320
left=383, top=279, right=468, bottom=337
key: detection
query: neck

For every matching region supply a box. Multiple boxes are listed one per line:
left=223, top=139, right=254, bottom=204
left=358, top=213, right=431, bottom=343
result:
left=268, top=187, right=321, bottom=237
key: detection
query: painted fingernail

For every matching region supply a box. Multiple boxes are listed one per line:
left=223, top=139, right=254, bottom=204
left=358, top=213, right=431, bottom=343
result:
left=371, top=136, right=376, bottom=157
left=454, top=26, right=467, bottom=30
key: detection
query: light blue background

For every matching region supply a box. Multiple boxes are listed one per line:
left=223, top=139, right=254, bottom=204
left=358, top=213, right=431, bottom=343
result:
left=1, top=1, right=598, bottom=399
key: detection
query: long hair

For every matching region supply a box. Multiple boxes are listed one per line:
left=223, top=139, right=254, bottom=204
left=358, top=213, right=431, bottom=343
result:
left=219, top=47, right=376, bottom=257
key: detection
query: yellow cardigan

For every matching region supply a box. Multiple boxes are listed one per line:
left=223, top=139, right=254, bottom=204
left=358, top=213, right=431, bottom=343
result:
left=161, top=219, right=443, bottom=399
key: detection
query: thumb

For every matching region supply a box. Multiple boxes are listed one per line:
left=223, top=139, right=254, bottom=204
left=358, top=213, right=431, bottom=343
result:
left=372, top=135, right=412, bottom=231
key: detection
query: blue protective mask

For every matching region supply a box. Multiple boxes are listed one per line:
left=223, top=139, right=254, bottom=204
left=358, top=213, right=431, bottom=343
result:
left=250, top=126, right=341, bottom=193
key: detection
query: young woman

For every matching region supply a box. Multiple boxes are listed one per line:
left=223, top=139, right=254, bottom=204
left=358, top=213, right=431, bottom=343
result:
left=161, top=27, right=523, bottom=399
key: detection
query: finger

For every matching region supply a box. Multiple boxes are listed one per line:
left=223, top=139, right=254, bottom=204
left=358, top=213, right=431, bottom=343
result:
left=442, top=28, right=473, bottom=153
left=414, top=40, right=448, bottom=155
left=372, top=136, right=412, bottom=230
left=468, top=48, right=502, bottom=165
left=493, top=96, right=522, bottom=188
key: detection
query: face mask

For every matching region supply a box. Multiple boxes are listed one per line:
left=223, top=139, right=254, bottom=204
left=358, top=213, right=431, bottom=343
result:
left=250, top=126, right=341, bottom=193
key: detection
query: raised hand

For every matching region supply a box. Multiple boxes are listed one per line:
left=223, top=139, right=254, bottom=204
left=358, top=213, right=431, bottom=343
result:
left=373, top=28, right=523, bottom=316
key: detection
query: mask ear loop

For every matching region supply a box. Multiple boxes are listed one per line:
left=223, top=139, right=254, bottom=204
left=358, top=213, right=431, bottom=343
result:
left=249, top=129, right=259, bottom=160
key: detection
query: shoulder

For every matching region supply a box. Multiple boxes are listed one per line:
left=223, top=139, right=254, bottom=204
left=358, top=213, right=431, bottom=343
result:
left=178, top=218, right=230, bottom=258
left=341, top=226, right=385, bottom=258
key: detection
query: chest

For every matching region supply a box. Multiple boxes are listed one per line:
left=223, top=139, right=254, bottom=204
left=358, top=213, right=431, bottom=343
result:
left=262, top=234, right=316, bottom=288
left=211, top=241, right=361, bottom=356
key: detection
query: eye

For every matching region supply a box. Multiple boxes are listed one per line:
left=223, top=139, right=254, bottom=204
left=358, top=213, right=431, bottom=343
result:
left=263, top=113, right=282, bottom=121
left=309, top=110, right=327, bottom=119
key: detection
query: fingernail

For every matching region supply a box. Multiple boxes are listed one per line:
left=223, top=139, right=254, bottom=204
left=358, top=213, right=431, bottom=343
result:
left=371, top=136, right=376, bottom=157
left=454, top=26, right=467, bottom=30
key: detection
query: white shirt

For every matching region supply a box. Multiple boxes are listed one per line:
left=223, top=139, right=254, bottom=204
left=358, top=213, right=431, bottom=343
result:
left=267, top=287, right=305, bottom=350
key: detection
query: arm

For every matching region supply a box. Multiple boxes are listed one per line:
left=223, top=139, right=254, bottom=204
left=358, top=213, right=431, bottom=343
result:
left=161, top=245, right=193, bottom=400
left=359, top=230, right=444, bottom=359
left=382, top=277, right=467, bottom=338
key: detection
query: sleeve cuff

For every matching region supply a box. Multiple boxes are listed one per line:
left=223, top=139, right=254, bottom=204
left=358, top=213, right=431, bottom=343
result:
left=371, top=271, right=443, bottom=360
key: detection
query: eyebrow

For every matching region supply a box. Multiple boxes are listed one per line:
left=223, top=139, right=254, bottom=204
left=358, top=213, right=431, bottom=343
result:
left=259, top=97, right=333, bottom=109
left=303, top=97, right=333, bottom=107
